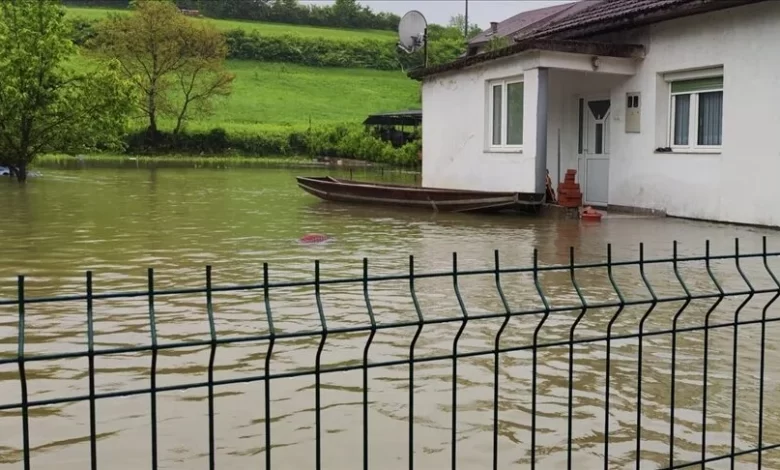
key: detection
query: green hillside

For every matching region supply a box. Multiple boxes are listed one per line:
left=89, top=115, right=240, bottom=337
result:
left=70, top=53, right=419, bottom=133
left=65, top=6, right=395, bottom=41
left=56, top=3, right=425, bottom=165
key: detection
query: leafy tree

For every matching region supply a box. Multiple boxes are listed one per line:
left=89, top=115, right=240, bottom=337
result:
left=0, top=0, right=134, bottom=182
left=93, top=0, right=235, bottom=140
left=448, top=14, right=482, bottom=40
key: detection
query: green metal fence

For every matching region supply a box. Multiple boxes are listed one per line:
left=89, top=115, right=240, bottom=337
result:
left=1, top=237, right=780, bottom=469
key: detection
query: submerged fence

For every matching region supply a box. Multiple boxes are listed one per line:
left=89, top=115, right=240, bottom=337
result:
left=1, top=237, right=780, bottom=469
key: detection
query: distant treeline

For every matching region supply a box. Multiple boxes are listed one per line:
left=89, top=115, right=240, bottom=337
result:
left=70, top=18, right=468, bottom=71
left=61, top=0, right=401, bottom=31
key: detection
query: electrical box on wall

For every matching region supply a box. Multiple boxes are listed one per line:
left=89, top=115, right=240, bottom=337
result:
left=625, top=92, right=641, bottom=133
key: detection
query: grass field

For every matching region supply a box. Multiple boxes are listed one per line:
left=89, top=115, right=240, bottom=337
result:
left=73, top=52, right=420, bottom=133
left=65, top=6, right=396, bottom=41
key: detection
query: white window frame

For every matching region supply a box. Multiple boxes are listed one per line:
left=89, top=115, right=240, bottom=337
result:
left=666, top=68, right=724, bottom=153
left=487, top=77, right=524, bottom=152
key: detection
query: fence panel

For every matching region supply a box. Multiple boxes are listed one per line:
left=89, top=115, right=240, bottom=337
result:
left=1, top=237, right=780, bottom=469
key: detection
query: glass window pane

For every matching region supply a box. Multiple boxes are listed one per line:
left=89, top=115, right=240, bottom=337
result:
left=673, top=94, right=690, bottom=146
left=506, top=82, right=524, bottom=145
left=492, top=85, right=502, bottom=145
left=697, top=91, right=723, bottom=146
left=595, top=123, right=603, bottom=154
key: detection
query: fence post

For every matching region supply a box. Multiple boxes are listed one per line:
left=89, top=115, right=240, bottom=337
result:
left=86, top=271, right=97, bottom=470
left=702, top=240, right=723, bottom=463
left=362, top=258, right=377, bottom=470
left=408, top=255, right=424, bottom=470
left=568, top=246, right=588, bottom=470
left=635, top=243, right=657, bottom=469
left=731, top=239, right=755, bottom=470
left=531, top=249, right=551, bottom=469
left=492, top=250, right=511, bottom=470
left=759, top=236, right=780, bottom=468
left=206, top=266, right=217, bottom=470
left=604, top=244, right=625, bottom=470
left=314, top=260, right=328, bottom=470
left=263, top=262, right=276, bottom=470
left=669, top=241, right=692, bottom=467
left=147, top=268, right=159, bottom=470
left=451, top=252, right=469, bottom=470
left=17, top=275, right=30, bottom=470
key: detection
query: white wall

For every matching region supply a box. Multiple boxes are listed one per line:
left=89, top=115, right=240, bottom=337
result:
left=421, top=54, right=540, bottom=193
left=607, top=2, right=780, bottom=226
left=421, top=52, right=631, bottom=194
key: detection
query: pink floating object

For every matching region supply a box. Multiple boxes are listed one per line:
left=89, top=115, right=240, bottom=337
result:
left=299, top=233, right=330, bottom=244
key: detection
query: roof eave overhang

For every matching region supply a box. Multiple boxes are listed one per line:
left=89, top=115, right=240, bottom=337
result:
left=530, top=0, right=766, bottom=41
left=407, top=39, right=645, bottom=81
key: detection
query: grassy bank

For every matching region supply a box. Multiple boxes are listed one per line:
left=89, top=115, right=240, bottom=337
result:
left=70, top=55, right=419, bottom=134
left=64, top=6, right=395, bottom=41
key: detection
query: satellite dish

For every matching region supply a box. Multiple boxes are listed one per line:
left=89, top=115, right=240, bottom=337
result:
left=398, top=10, right=427, bottom=54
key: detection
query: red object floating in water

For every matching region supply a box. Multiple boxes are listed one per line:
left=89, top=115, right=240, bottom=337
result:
left=580, top=206, right=603, bottom=222
left=299, top=233, right=330, bottom=244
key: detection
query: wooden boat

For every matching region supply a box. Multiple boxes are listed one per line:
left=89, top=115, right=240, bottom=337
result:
left=296, top=176, right=545, bottom=214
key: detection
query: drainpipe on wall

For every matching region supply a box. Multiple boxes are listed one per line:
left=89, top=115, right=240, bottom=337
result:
left=535, top=68, right=549, bottom=195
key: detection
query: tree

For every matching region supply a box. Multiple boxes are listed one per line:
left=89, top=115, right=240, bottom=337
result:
left=0, top=0, right=134, bottom=182
left=93, top=0, right=234, bottom=141
left=448, top=14, right=481, bottom=40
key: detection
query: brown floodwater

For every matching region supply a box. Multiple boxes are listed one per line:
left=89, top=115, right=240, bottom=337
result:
left=1, top=166, right=780, bottom=470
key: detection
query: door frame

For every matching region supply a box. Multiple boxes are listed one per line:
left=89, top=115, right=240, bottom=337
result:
left=577, top=93, right=612, bottom=208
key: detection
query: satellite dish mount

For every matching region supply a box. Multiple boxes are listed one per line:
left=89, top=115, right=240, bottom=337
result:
left=398, top=10, right=428, bottom=67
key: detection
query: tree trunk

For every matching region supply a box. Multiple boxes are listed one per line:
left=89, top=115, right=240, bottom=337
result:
left=14, top=163, right=27, bottom=183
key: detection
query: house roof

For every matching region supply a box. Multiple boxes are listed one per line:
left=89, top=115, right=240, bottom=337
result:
left=408, top=39, right=645, bottom=80
left=525, top=0, right=765, bottom=40
left=468, top=2, right=580, bottom=46
left=410, top=0, right=762, bottom=80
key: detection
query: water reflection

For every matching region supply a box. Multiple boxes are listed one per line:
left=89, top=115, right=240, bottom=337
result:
left=0, top=168, right=779, bottom=470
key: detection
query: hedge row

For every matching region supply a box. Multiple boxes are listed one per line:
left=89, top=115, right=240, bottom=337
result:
left=69, top=17, right=466, bottom=71
left=122, top=125, right=422, bottom=167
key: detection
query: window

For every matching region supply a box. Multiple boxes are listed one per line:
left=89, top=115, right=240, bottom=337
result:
left=669, top=75, right=723, bottom=149
left=488, top=78, right=524, bottom=150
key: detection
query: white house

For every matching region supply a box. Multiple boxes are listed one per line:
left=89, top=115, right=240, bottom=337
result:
left=410, top=0, right=780, bottom=227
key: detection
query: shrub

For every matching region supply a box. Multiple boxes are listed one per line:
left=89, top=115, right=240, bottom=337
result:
left=121, top=124, right=421, bottom=168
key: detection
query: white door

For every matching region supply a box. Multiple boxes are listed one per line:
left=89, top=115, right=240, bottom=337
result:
left=581, top=99, right=611, bottom=207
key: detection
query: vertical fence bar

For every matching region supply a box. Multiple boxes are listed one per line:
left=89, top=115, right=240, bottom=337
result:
left=17, top=275, right=30, bottom=470
left=313, top=260, right=328, bottom=470
left=408, top=255, right=424, bottom=470
left=759, top=237, right=779, bottom=470
left=531, top=249, right=551, bottom=470
left=493, top=250, right=512, bottom=470
left=263, top=263, right=276, bottom=470
left=702, top=240, right=724, bottom=464
left=635, top=243, right=657, bottom=470
left=567, top=246, right=587, bottom=470
left=731, top=238, right=754, bottom=470
left=147, top=268, right=159, bottom=470
left=451, top=252, right=469, bottom=470
left=205, top=266, right=217, bottom=470
left=86, top=271, right=97, bottom=470
left=362, top=259, right=377, bottom=470
left=604, top=244, right=625, bottom=470
left=669, top=241, right=692, bottom=468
